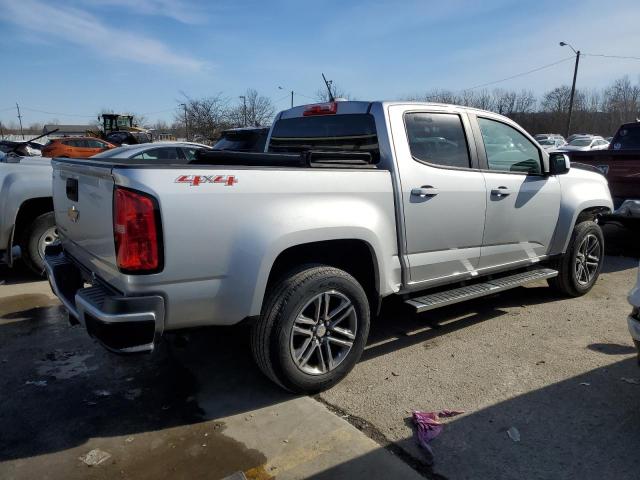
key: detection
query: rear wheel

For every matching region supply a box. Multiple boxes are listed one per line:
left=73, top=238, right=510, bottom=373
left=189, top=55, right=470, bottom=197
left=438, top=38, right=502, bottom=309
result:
left=251, top=265, right=370, bottom=393
left=548, top=220, right=604, bottom=297
left=21, top=212, right=58, bottom=276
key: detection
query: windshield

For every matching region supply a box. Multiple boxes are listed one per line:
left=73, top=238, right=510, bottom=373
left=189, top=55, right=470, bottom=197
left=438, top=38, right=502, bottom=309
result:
left=538, top=139, right=554, bottom=145
left=569, top=138, right=592, bottom=146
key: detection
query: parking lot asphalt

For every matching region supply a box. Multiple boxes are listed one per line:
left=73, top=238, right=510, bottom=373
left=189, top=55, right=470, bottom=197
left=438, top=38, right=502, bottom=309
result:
left=1, top=223, right=638, bottom=480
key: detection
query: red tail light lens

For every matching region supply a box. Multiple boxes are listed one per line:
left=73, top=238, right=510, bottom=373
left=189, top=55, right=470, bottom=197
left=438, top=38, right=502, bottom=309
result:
left=113, top=187, right=162, bottom=273
left=303, top=102, right=338, bottom=116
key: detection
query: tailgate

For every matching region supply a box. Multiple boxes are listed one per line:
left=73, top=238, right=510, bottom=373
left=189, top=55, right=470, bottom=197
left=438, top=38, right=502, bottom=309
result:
left=52, top=159, right=117, bottom=272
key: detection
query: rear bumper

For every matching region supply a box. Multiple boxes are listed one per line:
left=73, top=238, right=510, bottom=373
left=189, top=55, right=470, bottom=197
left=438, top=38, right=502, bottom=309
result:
left=44, top=245, right=164, bottom=354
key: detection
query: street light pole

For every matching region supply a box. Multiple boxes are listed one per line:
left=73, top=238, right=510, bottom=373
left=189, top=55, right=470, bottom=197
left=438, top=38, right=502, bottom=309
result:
left=179, top=103, right=188, bottom=141
left=239, top=96, right=247, bottom=127
left=560, top=42, right=580, bottom=139
left=16, top=103, right=24, bottom=140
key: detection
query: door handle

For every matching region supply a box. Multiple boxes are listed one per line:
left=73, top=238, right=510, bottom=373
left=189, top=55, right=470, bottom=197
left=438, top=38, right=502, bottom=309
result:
left=490, top=186, right=513, bottom=196
left=411, top=186, right=439, bottom=197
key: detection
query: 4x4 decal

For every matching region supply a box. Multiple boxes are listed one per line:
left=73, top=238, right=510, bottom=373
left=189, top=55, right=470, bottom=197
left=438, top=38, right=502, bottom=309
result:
left=175, top=175, right=238, bottom=186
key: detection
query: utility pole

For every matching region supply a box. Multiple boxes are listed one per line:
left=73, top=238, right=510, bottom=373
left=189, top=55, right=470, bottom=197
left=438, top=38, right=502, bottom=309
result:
left=16, top=103, right=24, bottom=139
left=321, top=73, right=335, bottom=102
left=278, top=86, right=295, bottom=108
left=239, top=95, right=247, bottom=127
left=560, top=42, right=580, bottom=139
left=179, top=103, right=188, bottom=141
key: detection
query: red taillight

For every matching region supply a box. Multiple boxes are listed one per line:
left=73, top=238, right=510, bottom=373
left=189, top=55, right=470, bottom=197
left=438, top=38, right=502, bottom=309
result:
left=303, top=102, right=338, bottom=116
left=113, top=187, right=162, bottom=273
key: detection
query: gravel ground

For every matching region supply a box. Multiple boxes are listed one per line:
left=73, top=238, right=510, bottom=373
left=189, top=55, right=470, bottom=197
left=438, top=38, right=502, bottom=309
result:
left=319, top=223, right=640, bottom=479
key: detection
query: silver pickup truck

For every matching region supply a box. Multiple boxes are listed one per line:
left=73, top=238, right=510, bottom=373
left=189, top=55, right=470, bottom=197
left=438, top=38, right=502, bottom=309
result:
left=45, top=101, right=613, bottom=393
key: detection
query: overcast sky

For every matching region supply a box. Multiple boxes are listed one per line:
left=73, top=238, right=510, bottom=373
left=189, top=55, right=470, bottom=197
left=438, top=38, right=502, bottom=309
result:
left=1, top=0, right=640, bottom=126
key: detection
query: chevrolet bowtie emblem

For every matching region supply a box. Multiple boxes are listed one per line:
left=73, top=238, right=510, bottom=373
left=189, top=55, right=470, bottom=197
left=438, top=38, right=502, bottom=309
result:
left=68, top=206, right=80, bottom=223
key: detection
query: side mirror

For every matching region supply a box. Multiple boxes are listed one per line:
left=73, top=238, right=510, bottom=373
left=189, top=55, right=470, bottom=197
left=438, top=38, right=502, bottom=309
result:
left=549, top=152, right=570, bottom=175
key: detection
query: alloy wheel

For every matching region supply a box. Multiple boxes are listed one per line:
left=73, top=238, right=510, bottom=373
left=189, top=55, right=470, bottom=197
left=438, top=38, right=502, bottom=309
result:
left=575, top=233, right=601, bottom=286
left=290, top=290, right=358, bottom=375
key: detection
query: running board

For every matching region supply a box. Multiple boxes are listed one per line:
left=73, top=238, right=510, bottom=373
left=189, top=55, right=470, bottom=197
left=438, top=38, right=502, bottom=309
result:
left=405, top=268, right=558, bottom=313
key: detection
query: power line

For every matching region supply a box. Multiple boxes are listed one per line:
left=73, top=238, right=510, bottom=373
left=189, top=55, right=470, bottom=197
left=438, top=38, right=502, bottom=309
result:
left=463, top=56, right=575, bottom=91
left=20, top=107, right=95, bottom=118
left=584, top=53, right=640, bottom=61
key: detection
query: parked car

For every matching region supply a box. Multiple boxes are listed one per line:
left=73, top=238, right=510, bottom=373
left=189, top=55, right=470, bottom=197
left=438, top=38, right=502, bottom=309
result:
left=567, top=133, right=591, bottom=143
left=0, top=140, right=42, bottom=157
left=537, top=137, right=566, bottom=151
left=45, top=100, right=612, bottom=393
left=534, top=133, right=565, bottom=143
left=0, top=156, right=56, bottom=273
left=566, top=122, right=640, bottom=227
left=558, top=136, right=609, bottom=151
left=0, top=142, right=210, bottom=275
left=41, top=137, right=115, bottom=158
left=91, top=142, right=211, bottom=162
left=212, top=127, right=270, bottom=152
left=629, top=265, right=640, bottom=363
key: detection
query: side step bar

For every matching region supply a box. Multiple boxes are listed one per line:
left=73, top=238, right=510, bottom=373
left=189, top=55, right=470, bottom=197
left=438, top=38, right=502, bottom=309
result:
left=405, top=268, right=558, bottom=313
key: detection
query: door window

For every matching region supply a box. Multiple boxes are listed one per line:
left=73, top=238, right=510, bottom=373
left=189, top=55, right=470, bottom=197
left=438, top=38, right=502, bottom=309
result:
left=182, top=147, right=200, bottom=161
left=405, top=113, right=471, bottom=168
left=478, top=118, right=542, bottom=174
left=131, top=147, right=180, bottom=161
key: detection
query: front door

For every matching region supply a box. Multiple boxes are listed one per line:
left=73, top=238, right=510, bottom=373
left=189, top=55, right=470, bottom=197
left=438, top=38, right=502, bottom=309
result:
left=473, top=115, right=561, bottom=270
left=389, top=105, right=487, bottom=287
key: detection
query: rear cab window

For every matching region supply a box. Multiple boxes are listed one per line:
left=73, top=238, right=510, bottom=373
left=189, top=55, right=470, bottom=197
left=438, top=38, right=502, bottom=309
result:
left=269, top=113, right=379, bottom=161
left=612, top=124, right=640, bottom=150
left=404, top=112, right=471, bottom=168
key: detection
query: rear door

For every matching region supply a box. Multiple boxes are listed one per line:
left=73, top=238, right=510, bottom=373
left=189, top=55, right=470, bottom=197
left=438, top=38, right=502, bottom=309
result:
left=389, top=105, right=487, bottom=287
left=472, top=115, right=560, bottom=269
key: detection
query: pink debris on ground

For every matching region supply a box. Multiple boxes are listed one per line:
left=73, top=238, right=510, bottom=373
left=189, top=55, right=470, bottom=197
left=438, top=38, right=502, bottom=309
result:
left=412, top=409, right=465, bottom=464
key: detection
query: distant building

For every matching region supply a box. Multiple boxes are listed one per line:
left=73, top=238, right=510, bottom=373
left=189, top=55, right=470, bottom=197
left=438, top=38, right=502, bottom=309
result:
left=154, top=132, right=177, bottom=141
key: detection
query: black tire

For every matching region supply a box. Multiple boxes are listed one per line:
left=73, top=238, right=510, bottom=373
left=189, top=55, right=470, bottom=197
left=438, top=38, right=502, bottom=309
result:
left=251, top=265, right=370, bottom=393
left=20, top=212, right=57, bottom=276
left=548, top=220, right=604, bottom=297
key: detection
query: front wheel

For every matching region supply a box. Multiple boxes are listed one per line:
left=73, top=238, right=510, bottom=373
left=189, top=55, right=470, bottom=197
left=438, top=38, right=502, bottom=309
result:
left=548, top=220, right=604, bottom=297
left=251, top=265, right=370, bottom=393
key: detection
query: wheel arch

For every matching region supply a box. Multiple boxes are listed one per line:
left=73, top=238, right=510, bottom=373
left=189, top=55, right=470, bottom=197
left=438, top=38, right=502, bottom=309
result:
left=13, top=197, right=54, bottom=247
left=550, top=202, right=611, bottom=255
left=257, top=238, right=382, bottom=316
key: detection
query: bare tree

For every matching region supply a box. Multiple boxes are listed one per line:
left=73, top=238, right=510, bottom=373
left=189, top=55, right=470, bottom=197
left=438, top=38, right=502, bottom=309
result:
left=175, top=94, right=230, bottom=141
left=229, top=89, right=275, bottom=127
left=315, top=82, right=352, bottom=102
left=603, top=76, right=640, bottom=125
left=513, top=90, right=536, bottom=113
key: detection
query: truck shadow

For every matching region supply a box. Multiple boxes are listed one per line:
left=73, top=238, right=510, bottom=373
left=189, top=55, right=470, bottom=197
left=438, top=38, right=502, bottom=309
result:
left=311, top=357, right=640, bottom=480
left=603, top=222, right=640, bottom=260
left=0, top=264, right=44, bottom=286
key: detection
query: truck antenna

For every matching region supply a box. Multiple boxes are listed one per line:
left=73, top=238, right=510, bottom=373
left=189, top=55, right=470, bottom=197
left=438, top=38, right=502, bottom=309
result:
left=322, top=73, right=335, bottom=102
